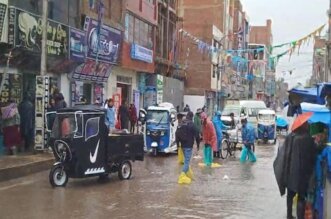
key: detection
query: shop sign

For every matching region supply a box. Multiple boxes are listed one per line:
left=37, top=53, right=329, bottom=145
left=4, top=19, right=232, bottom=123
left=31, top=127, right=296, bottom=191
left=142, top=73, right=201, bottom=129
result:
left=156, top=75, right=163, bottom=104
left=8, top=7, right=68, bottom=57
left=0, top=73, right=21, bottom=103
left=131, top=43, right=153, bottom=63
left=85, top=17, right=121, bottom=64
left=72, top=59, right=112, bottom=83
left=69, top=28, right=85, bottom=62
left=0, top=3, right=7, bottom=42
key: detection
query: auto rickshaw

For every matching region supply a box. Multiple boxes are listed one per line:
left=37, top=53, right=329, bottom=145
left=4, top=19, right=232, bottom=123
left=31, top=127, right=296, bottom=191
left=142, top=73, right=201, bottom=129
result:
left=139, top=102, right=177, bottom=156
left=46, top=105, right=144, bottom=187
left=257, top=109, right=277, bottom=144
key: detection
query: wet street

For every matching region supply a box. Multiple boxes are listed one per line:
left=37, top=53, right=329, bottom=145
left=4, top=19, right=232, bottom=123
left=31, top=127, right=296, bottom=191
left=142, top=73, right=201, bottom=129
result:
left=0, top=140, right=286, bottom=219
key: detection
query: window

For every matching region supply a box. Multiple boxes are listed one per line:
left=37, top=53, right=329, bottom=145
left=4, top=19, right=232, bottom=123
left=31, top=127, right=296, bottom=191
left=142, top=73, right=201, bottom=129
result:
left=125, top=13, right=154, bottom=49
left=147, top=111, right=168, bottom=124
left=85, top=117, right=100, bottom=141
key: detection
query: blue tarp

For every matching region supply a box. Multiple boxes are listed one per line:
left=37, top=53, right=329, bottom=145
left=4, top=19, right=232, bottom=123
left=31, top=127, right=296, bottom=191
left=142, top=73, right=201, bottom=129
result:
left=289, top=83, right=331, bottom=105
left=289, top=87, right=323, bottom=104
left=276, top=116, right=288, bottom=128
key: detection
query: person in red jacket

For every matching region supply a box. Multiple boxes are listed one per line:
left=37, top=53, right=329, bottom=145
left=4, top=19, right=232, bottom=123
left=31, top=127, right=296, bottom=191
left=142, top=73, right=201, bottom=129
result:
left=201, top=112, right=217, bottom=166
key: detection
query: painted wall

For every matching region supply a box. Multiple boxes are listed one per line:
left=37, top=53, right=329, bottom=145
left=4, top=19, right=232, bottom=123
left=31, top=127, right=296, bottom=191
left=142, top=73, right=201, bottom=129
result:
left=183, top=95, right=205, bottom=114
left=162, top=77, right=184, bottom=110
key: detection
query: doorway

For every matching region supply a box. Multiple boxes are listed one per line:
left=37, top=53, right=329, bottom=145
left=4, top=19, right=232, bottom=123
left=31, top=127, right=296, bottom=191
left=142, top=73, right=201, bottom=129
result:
left=117, top=83, right=131, bottom=104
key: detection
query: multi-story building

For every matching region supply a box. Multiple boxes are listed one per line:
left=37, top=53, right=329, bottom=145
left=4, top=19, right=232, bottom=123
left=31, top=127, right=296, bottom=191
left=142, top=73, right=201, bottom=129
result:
left=177, top=0, right=234, bottom=115
left=311, top=36, right=326, bottom=85
left=249, top=19, right=275, bottom=104
left=0, top=0, right=161, bottom=149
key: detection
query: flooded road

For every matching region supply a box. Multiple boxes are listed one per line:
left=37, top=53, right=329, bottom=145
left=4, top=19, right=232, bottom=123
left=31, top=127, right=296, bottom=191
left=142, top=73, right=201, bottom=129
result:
left=0, top=141, right=286, bottom=219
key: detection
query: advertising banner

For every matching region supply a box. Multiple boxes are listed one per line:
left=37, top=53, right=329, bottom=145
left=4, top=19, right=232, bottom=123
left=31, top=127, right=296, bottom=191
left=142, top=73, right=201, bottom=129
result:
left=8, top=7, right=68, bottom=57
left=72, top=59, right=112, bottom=83
left=69, top=28, right=85, bottom=62
left=85, top=17, right=121, bottom=64
left=156, top=75, right=163, bottom=104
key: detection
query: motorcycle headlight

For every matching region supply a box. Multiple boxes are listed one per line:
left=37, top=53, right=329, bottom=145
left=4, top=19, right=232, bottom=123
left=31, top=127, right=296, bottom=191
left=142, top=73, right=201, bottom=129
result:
left=57, top=143, right=67, bottom=153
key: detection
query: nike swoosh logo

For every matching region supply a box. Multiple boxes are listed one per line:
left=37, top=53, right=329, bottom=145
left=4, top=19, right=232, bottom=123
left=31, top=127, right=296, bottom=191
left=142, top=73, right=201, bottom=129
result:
left=90, top=140, right=100, bottom=164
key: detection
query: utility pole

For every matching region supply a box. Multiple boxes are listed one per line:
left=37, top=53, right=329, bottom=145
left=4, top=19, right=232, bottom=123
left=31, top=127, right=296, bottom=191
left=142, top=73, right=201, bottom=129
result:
left=40, top=0, right=48, bottom=76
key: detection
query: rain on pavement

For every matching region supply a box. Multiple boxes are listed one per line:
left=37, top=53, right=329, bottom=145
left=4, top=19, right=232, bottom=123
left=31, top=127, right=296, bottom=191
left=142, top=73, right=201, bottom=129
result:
left=0, top=140, right=286, bottom=219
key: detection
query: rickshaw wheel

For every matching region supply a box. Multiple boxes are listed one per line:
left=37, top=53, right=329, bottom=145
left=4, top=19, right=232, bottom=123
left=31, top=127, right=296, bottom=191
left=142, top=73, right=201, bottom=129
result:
left=118, top=161, right=132, bottom=180
left=49, top=165, right=68, bottom=187
left=220, top=139, right=229, bottom=159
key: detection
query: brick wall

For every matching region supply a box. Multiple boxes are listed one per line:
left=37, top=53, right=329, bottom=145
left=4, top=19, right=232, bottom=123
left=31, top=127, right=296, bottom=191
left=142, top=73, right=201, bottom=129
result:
left=249, top=19, right=272, bottom=47
left=81, top=0, right=123, bottom=30
left=179, top=0, right=225, bottom=95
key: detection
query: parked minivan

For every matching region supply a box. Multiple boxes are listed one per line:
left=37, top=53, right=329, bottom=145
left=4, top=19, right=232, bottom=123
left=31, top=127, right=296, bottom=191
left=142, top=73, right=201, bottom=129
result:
left=240, top=100, right=267, bottom=127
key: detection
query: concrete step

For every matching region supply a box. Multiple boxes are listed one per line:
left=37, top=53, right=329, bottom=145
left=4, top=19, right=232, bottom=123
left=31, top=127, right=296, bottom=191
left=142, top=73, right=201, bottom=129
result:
left=0, top=152, right=54, bottom=182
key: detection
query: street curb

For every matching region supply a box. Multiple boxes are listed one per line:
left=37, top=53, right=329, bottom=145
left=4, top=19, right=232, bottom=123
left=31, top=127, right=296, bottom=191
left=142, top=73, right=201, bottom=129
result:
left=0, top=158, right=54, bottom=182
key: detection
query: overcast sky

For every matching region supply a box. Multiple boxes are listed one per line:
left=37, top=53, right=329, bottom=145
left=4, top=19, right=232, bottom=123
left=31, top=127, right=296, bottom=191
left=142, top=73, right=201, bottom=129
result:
left=241, top=0, right=329, bottom=88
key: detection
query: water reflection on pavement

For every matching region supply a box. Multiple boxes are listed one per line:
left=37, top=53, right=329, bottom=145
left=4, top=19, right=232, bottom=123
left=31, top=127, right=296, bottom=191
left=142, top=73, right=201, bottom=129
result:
left=0, top=141, right=286, bottom=219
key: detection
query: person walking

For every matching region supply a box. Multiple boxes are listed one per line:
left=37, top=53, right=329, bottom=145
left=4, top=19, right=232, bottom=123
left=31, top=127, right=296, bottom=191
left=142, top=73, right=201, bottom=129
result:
left=212, top=111, right=230, bottom=158
left=1, top=101, right=21, bottom=155
left=176, top=113, right=185, bottom=165
left=176, top=111, right=197, bottom=184
left=229, top=112, right=236, bottom=129
left=273, top=118, right=316, bottom=219
left=18, top=94, right=34, bottom=152
left=129, top=103, right=137, bottom=133
left=201, top=112, right=217, bottom=166
left=118, top=100, right=129, bottom=130
left=240, top=118, right=257, bottom=163
left=193, top=109, right=202, bottom=151
left=105, top=99, right=116, bottom=132
left=183, top=104, right=190, bottom=112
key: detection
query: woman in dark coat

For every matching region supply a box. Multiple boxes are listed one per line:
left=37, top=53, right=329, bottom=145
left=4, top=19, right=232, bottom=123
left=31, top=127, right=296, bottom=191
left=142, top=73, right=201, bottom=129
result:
left=274, top=122, right=316, bottom=219
left=18, top=94, right=34, bottom=152
left=118, top=100, right=129, bottom=130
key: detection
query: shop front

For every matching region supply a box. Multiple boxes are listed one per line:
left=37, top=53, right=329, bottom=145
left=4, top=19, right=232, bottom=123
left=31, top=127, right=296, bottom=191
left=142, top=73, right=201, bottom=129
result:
left=0, top=6, right=71, bottom=151
left=68, top=17, right=122, bottom=106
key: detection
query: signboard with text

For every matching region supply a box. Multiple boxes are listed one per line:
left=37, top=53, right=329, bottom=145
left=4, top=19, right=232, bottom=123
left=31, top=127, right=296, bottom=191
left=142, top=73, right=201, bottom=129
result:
left=131, top=43, right=153, bottom=63
left=84, top=17, right=121, bottom=64
left=8, top=7, right=68, bottom=57
left=72, top=59, right=112, bottom=83
left=69, top=28, right=85, bottom=62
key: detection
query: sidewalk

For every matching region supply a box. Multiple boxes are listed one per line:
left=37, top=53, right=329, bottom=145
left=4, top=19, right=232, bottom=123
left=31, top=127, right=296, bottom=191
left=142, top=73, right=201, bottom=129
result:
left=0, top=152, right=54, bottom=182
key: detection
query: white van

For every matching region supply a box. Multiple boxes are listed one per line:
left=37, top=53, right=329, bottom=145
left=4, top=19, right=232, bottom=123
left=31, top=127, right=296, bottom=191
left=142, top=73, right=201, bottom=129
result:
left=240, top=100, right=267, bottom=127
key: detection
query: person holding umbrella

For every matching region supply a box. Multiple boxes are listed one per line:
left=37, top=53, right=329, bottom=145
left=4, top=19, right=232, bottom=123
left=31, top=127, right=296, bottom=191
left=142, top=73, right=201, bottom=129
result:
left=273, top=112, right=316, bottom=219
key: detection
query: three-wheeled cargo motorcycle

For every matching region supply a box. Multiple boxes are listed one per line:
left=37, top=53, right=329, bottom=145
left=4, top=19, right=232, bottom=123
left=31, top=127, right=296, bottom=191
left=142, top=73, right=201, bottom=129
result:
left=46, top=105, right=144, bottom=187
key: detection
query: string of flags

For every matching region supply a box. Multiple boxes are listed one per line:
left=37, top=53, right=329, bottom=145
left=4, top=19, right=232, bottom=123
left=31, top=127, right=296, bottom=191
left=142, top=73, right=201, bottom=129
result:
left=270, top=24, right=326, bottom=62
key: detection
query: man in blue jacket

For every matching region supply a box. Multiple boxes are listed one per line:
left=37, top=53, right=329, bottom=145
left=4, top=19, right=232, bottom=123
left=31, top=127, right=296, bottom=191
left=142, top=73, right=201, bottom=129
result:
left=240, top=118, right=257, bottom=162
